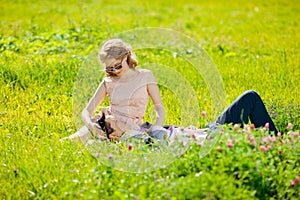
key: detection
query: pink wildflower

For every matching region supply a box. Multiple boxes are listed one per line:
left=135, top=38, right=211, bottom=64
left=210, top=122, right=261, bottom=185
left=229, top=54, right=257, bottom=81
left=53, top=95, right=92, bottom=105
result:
left=220, top=128, right=224, bottom=134
left=290, top=181, right=295, bottom=187
left=250, top=123, right=255, bottom=130
left=287, top=122, right=293, bottom=129
left=201, top=111, right=207, bottom=118
left=217, top=146, right=222, bottom=153
left=228, top=140, right=233, bottom=148
left=294, top=177, right=300, bottom=184
left=243, top=124, right=250, bottom=132
left=251, top=141, right=257, bottom=146
left=293, top=132, right=299, bottom=137
left=108, top=154, right=113, bottom=159
left=128, top=143, right=133, bottom=151
left=269, top=136, right=276, bottom=143
left=277, top=132, right=282, bottom=138
left=260, top=145, right=268, bottom=152
left=264, top=123, right=269, bottom=129
left=262, top=137, right=269, bottom=143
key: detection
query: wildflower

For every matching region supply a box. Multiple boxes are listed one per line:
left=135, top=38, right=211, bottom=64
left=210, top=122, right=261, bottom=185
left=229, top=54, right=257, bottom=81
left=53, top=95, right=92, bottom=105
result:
left=108, top=154, right=113, bottom=159
left=228, top=140, right=233, bottom=148
left=278, top=149, right=282, bottom=154
left=290, top=181, right=295, bottom=187
left=127, top=143, right=133, bottom=151
left=95, top=153, right=100, bottom=158
left=233, top=124, right=239, bottom=132
left=243, top=124, right=250, bottom=132
left=250, top=124, right=255, bottom=130
left=287, top=122, right=293, bottom=129
left=277, top=132, right=282, bottom=138
left=295, top=177, right=300, bottom=184
left=269, top=136, right=276, bottom=143
left=264, top=123, right=269, bottom=129
left=268, top=144, right=272, bottom=149
left=195, top=171, right=203, bottom=177
left=251, top=140, right=257, bottom=146
left=293, top=132, right=299, bottom=137
left=220, top=128, right=224, bottom=134
left=201, top=111, right=207, bottom=118
left=260, top=145, right=268, bottom=152
left=217, top=146, right=222, bottom=152
left=249, top=136, right=255, bottom=142
left=262, top=137, right=269, bottom=143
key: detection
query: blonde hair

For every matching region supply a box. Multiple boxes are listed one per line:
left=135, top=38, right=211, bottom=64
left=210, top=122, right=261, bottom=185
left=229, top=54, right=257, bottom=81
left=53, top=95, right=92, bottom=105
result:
left=99, top=39, right=138, bottom=75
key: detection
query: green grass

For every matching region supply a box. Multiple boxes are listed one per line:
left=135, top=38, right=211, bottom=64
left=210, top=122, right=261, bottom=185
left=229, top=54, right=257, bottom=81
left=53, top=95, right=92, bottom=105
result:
left=1, top=0, right=300, bottom=199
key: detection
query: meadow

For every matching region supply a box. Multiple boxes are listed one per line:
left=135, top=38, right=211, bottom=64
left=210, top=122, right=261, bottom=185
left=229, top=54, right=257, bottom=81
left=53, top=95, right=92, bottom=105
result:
left=0, top=0, right=300, bottom=199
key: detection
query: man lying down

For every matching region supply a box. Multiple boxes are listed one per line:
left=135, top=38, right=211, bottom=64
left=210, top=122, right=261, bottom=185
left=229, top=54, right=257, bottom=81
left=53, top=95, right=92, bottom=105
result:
left=69, top=112, right=211, bottom=149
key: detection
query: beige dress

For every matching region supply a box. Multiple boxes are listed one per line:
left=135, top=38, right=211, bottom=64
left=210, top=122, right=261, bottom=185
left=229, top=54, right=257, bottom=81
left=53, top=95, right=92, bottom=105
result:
left=101, top=69, right=157, bottom=137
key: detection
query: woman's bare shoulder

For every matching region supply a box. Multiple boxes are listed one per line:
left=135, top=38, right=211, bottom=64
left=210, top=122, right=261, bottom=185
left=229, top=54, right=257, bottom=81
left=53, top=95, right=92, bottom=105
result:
left=137, top=69, right=154, bottom=76
left=137, top=69, right=156, bottom=83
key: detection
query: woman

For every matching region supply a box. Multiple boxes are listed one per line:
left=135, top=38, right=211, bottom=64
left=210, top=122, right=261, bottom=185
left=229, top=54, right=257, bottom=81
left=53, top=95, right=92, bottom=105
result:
left=67, top=38, right=278, bottom=144
left=68, top=38, right=168, bottom=143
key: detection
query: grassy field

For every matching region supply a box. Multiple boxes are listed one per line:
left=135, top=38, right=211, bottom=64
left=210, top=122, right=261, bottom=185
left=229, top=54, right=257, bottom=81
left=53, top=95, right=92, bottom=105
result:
left=1, top=0, right=300, bottom=199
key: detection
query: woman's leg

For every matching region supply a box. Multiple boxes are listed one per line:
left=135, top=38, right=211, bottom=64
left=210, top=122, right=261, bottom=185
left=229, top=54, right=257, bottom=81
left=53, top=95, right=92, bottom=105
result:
left=216, top=90, right=278, bottom=134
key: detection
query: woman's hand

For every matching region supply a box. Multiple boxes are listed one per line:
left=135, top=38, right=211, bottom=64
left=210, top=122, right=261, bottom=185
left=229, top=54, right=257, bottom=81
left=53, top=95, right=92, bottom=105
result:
left=86, top=121, right=97, bottom=132
left=87, top=121, right=107, bottom=138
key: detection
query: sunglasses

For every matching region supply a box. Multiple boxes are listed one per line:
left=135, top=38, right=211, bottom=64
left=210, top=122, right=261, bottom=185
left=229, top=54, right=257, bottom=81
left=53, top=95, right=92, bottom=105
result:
left=106, top=62, right=122, bottom=72
left=106, top=54, right=129, bottom=73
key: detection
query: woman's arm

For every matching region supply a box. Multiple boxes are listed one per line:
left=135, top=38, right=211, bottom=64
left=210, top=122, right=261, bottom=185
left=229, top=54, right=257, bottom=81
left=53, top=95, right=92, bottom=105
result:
left=82, top=81, right=107, bottom=130
left=147, top=83, right=166, bottom=127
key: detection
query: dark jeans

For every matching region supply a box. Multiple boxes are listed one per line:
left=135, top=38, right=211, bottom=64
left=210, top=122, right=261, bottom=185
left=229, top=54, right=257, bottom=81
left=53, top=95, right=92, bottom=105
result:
left=216, top=90, right=278, bottom=134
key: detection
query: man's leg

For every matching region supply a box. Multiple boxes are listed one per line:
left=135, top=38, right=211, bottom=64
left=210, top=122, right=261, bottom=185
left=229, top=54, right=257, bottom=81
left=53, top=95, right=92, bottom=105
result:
left=216, top=90, right=278, bottom=134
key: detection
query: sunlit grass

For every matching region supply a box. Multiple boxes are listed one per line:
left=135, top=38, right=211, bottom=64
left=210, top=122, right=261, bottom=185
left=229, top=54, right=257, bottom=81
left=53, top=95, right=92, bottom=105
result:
left=0, top=0, right=299, bottom=199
